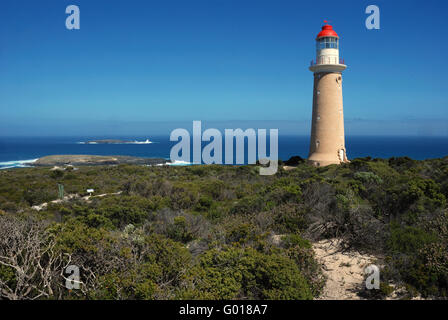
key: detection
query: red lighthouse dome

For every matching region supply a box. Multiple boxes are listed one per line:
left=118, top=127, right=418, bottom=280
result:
left=316, top=23, right=339, bottom=39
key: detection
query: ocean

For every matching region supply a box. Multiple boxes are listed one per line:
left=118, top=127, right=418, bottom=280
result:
left=0, top=135, right=447, bottom=169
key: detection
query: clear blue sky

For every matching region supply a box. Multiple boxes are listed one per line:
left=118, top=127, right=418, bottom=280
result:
left=1, top=0, right=447, bottom=136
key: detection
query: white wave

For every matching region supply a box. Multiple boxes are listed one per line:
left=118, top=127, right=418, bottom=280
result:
left=130, top=139, right=152, bottom=144
left=80, top=139, right=153, bottom=145
left=0, top=159, right=38, bottom=169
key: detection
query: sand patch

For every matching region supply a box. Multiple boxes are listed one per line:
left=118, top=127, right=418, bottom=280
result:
left=313, top=238, right=376, bottom=300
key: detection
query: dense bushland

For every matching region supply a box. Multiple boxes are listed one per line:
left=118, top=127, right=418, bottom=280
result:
left=0, top=156, right=447, bottom=299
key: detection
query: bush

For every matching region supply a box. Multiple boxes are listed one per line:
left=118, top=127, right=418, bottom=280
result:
left=272, top=204, right=307, bottom=234
left=152, top=209, right=210, bottom=243
left=387, top=224, right=438, bottom=255
left=385, top=222, right=448, bottom=297
left=283, top=156, right=305, bottom=166
left=282, top=233, right=311, bottom=249
left=50, top=170, right=64, bottom=179
left=353, top=171, right=383, bottom=185
left=184, top=247, right=313, bottom=300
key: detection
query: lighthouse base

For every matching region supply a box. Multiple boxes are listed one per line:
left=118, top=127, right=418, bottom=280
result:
left=308, top=151, right=349, bottom=167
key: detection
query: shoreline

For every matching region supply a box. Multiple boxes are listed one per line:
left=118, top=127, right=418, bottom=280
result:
left=0, top=155, right=170, bottom=169
left=1, top=154, right=448, bottom=170
left=0, top=155, right=198, bottom=170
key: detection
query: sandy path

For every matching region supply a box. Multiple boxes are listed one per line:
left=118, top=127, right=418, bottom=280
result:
left=313, top=238, right=376, bottom=300
left=82, top=191, right=122, bottom=203
left=31, top=191, right=122, bottom=211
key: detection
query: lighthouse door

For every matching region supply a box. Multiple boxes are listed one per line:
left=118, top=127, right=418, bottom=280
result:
left=339, top=149, right=345, bottom=162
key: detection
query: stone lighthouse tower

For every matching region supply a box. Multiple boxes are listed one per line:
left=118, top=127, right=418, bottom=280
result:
left=308, top=22, right=348, bottom=167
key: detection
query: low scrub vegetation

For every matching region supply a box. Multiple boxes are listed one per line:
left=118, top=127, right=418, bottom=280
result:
left=0, top=156, right=447, bottom=299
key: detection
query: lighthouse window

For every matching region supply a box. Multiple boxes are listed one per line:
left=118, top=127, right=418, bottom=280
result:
left=317, top=37, right=338, bottom=50
left=316, top=40, right=323, bottom=50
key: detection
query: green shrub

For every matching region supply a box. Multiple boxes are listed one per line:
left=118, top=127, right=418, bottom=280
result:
left=185, top=247, right=313, bottom=300
left=50, top=170, right=64, bottom=179
left=387, top=224, right=438, bottom=254
left=282, top=233, right=311, bottom=249
left=353, top=171, right=383, bottom=184
left=272, top=204, right=307, bottom=233
left=165, top=216, right=194, bottom=243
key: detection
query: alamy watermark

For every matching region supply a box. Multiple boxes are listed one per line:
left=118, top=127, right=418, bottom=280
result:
left=65, top=5, right=379, bottom=31
left=64, top=265, right=80, bottom=290
left=365, top=264, right=380, bottom=290
left=170, top=121, right=278, bottom=175
left=65, top=5, right=80, bottom=30
left=365, top=5, right=380, bottom=30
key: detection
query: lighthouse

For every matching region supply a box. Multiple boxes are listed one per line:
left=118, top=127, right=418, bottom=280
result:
left=308, top=22, right=349, bottom=167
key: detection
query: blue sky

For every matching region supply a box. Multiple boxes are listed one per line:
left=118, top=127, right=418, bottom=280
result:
left=0, top=0, right=447, bottom=136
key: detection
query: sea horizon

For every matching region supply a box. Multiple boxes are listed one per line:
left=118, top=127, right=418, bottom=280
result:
left=1, top=135, right=447, bottom=169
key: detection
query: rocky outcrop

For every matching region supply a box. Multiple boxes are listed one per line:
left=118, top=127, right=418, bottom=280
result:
left=33, top=155, right=168, bottom=167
